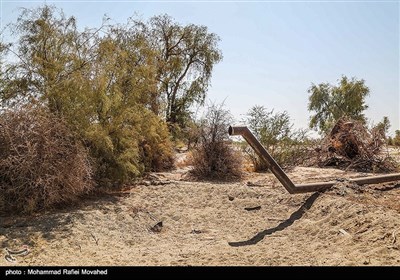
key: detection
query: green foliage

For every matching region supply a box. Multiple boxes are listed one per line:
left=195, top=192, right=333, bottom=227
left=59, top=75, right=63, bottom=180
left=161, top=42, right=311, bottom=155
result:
left=2, top=6, right=88, bottom=111
left=1, top=5, right=180, bottom=186
left=308, top=76, right=370, bottom=134
left=84, top=26, right=169, bottom=184
left=191, top=102, right=242, bottom=180
left=374, top=116, right=391, bottom=139
left=245, top=105, right=309, bottom=171
left=393, top=130, right=400, bottom=146
left=138, top=110, right=174, bottom=172
left=142, top=14, right=223, bottom=132
left=0, top=5, right=222, bottom=186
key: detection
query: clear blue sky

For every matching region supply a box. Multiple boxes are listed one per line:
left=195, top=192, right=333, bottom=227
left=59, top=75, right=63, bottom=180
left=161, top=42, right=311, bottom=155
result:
left=1, top=0, right=399, bottom=136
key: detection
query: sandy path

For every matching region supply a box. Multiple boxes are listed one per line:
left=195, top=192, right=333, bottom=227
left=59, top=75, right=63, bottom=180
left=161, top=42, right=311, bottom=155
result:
left=1, top=166, right=400, bottom=266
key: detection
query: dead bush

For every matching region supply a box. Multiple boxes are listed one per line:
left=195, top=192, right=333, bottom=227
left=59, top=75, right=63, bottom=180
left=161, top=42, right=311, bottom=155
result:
left=308, top=117, right=398, bottom=172
left=0, top=106, right=94, bottom=214
left=190, top=103, right=243, bottom=180
left=191, top=142, right=243, bottom=180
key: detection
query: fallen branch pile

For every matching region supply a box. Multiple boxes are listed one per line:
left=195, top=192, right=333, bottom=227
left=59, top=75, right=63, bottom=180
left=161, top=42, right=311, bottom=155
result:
left=309, top=118, right=398, bottom=172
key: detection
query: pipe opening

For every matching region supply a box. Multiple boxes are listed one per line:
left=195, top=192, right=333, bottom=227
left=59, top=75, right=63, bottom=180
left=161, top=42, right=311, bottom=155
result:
left=228, top=126, right=233, bottom=136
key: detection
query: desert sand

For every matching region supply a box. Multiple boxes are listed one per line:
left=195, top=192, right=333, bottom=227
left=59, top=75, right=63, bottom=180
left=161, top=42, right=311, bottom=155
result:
left=1, top=160, right=400, bottom=266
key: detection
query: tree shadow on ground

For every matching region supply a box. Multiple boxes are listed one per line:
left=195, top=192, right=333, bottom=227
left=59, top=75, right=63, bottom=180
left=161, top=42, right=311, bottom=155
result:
left=0, top=194, right=121, bottom=248
left=228, top=192, right=321, bottom=247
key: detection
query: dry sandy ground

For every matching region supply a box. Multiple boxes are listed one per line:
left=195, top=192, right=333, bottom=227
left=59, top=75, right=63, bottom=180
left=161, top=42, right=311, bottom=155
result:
left=1, top=163, right=400, bottom=266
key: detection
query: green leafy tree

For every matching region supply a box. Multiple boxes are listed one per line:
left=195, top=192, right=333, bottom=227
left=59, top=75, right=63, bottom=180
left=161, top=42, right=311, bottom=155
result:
left=308, top=76, right=370, bottom=134
left=1, top=5, right=174, bottom=185
left=245, top=105, right=308, bottom=171
left=85, top=24, right=165, bottom=182
left=1, top=5, right=224, bottom=185
left=393, top=130, right=400, bottom=146
left=143, top=14, right=223, bottom=132
left=374, top=116, right=391, bottom=138
left=2, top=6, right=94, bottom=112
left=247, top=106, right=291, bottom=152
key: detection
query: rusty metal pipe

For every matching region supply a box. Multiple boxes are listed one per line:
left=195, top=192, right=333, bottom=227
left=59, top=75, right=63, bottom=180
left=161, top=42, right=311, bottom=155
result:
left=229, top=126, right=400, bottom=194
left=229, top=126, right=297, bottom=194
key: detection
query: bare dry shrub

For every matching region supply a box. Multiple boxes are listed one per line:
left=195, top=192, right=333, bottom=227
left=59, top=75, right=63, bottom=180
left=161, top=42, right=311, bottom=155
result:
left=191, top=142, right=243, bottom=180
left=190, top=103, right=243, bottom=181
left=0, top=106, right=94, bottom=214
